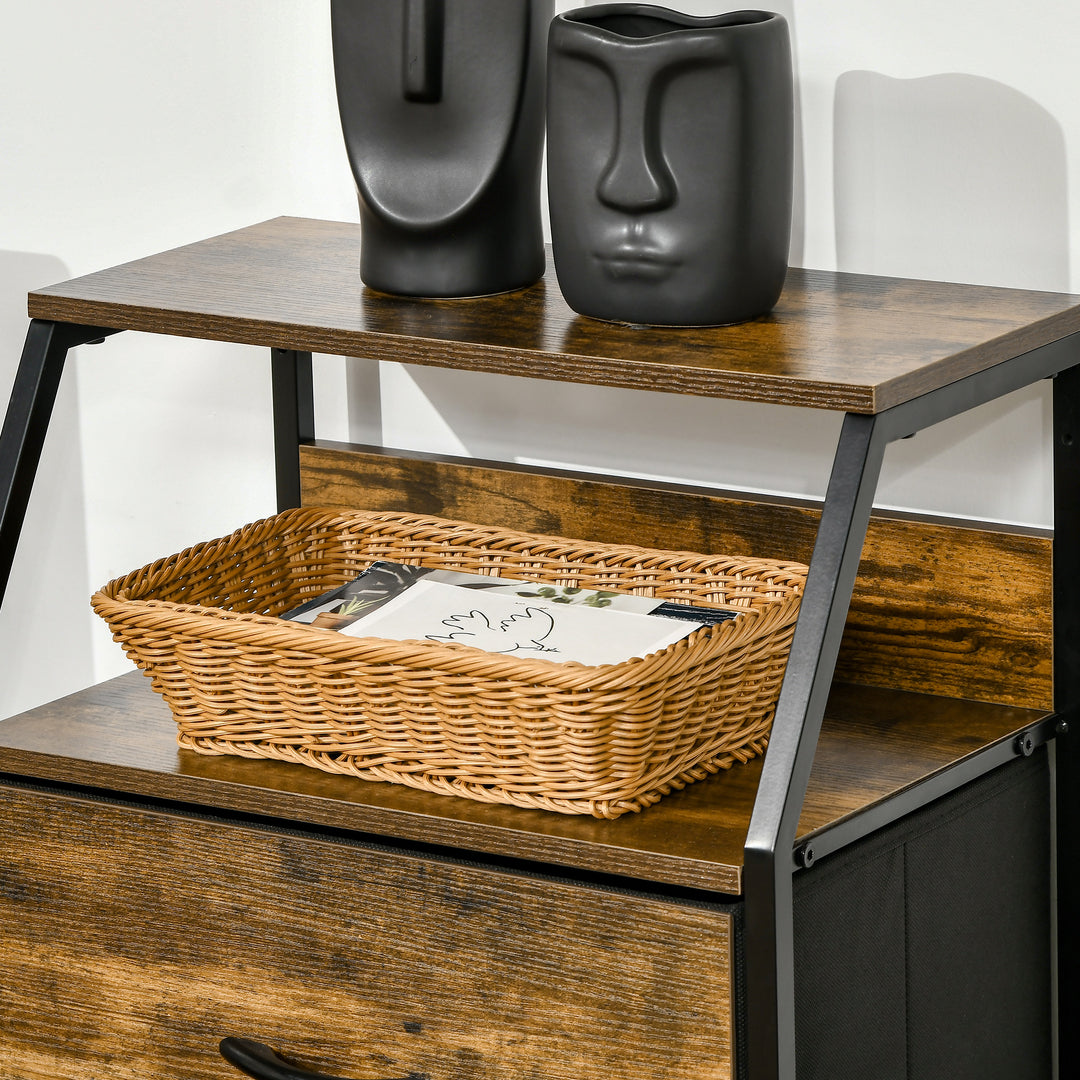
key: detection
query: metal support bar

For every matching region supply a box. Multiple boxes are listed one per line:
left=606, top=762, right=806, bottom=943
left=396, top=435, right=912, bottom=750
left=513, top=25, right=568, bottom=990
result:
left=743, top=412, right=889, bottom=1080
left=1053, top=364, right=1080, bottom=1080
left=739, top=332, right=1080, bottom=1080
left=794, top=713, right=1061, bottom=869
left=270, top=349, right=315, bottom=511
left=0, top=320, right=119, bottom=608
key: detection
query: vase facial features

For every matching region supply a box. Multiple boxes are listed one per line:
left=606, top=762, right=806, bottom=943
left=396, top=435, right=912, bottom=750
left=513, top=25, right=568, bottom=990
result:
left=337, top=0, right=531, bottom=228
left=401, top=0, right=445, bottom=103
left=548, top=6, right=793, bottom=326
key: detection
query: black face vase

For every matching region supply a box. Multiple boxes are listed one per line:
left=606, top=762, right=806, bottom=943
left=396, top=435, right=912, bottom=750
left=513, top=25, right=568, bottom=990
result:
left=547, top=5, right=794, bottom=326
left=331, top=0, right=553, bottom=298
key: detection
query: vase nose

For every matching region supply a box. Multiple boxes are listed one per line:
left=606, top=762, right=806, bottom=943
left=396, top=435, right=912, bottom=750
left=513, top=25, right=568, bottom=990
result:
left=593, top=66, right=675, bottom=214
left=597, top=143, right=675, bottom=213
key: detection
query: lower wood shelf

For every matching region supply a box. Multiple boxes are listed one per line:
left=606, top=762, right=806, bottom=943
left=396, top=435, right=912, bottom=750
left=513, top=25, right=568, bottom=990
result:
left=0, top=671, right=1048, bottom=895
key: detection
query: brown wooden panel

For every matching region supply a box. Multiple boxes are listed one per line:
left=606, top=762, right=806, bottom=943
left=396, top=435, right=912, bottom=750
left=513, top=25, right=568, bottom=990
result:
left=0, top=784, right=735, bottom=1080
left=300, top=442, right=1053, bottom=709
left=0, top=672, right=1049, bottom=895
left=27, top=216, right=1080, bottom=413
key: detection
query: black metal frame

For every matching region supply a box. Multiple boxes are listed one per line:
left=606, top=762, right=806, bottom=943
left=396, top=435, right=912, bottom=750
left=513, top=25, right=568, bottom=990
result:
left=270, top=348, right=315, bottom=510
left=0, top=320, right=119, bottom=602
left=744, top=331, right=1080, bottom=1079
left=0, top=323, right=315, bottom=609
left=1053, top=363, right=1080, bottom=1080
left=2, top=318, right=1077, bottom=1079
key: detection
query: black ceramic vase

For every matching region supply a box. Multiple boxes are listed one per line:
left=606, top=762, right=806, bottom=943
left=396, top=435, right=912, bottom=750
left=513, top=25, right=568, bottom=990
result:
left=331, top=0, right=553, bottom=298
left=547, top=5, right=793, bottom=326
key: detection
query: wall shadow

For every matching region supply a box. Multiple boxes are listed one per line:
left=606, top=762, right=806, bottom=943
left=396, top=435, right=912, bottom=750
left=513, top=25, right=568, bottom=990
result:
left=382, top=362, right=842, bottom=512
left=345, top=356, right=383, bottom=446
left=834, top=71, right=1069, bottom=524
left=0, top=251, right=95, bottom=719
left=834, top=70, right=1069, bottom=290
left=771, top=0, right=804, bottom=267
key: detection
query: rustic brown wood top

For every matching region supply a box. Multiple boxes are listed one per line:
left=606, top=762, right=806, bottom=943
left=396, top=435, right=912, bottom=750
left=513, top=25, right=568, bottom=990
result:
left=0, top=672, right=1047, bottom=894
left=27, top=216, right=1080, bottom=413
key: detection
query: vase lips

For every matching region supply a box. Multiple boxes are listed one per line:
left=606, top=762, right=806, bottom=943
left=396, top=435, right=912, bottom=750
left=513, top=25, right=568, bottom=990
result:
left=595, top=251, right=678, bottom=282
left=593, top=222, right=679, bottom=281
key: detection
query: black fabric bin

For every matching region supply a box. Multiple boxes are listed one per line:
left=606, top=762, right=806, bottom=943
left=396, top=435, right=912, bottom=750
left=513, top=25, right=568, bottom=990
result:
left=792, top=750, right=1052, bottom=1080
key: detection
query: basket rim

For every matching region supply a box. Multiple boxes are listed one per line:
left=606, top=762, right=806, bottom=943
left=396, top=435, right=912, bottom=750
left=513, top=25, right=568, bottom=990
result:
left=100, top=505, right=809, bottom=594
left=92, top=588, right=803, bottom=691
left=92, top=506, right=807, bottom=692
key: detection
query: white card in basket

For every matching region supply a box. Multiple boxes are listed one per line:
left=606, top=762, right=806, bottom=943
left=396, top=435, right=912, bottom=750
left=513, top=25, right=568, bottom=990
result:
left=339, top=579, right=704, bottom=666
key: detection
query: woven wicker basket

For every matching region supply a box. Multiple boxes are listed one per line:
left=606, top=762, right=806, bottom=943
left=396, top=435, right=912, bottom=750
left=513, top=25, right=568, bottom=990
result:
left=92, top=508, right=807, bottom=818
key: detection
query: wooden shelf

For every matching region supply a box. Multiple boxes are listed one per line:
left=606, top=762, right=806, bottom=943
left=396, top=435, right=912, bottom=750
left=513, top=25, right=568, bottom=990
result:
left=6, top=213, right=1077, bottom=1080
left=0, top=671, right=1048, bottom=895
left=27, top=216, right=1080, bottom=414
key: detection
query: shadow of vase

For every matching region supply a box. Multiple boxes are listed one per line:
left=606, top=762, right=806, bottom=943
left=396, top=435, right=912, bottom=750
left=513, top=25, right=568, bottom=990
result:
left=833, top=70, right=1069, bottom=290
left=833, top=69, right=1069, bottom=524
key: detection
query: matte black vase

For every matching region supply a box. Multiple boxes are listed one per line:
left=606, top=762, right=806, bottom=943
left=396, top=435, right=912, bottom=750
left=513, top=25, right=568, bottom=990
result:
left=331, top=0, right=553, bottom=299
left=547, top=5, right=794, bottom=326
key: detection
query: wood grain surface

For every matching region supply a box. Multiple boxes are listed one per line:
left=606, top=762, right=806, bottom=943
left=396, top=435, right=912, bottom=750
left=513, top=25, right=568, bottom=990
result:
left=300, top=442, right=1053, bottom=709
left=0, top=673, right=1048, bottom=894
left=27, top=216, right=1080, bottom=413
left=0, top=784, right=735, bottom=1080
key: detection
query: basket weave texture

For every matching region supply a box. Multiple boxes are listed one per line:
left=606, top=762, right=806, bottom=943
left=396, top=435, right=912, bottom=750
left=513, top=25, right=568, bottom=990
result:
left=92, top=508, right=807, bottom=818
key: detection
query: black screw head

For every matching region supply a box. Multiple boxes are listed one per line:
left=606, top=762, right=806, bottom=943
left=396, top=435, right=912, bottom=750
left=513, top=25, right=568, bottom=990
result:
left=798, top=845, right=816, bottom=868
left=1016, top=732, right=1035, bottom=757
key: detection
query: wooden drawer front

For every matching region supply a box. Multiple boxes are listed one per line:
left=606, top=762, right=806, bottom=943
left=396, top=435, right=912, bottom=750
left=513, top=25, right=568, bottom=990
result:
left=0, top=785, right=735, bottom=1080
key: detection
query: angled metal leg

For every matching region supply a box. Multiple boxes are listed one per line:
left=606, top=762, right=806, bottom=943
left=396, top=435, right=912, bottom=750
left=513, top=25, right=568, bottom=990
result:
left=739, top=337, right=1080, bottom=1080
left=271, top=348, right=315, bottom=511
left=743, top=412, right=888, bottom=1080
left=1053, top=364, right=1080, bottom=1080
left=0, top=320, right=119, bottom=607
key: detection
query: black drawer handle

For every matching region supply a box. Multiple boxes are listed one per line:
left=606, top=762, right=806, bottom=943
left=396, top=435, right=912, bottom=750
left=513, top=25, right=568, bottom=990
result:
left=220, top=1038, right=410, bottom=1080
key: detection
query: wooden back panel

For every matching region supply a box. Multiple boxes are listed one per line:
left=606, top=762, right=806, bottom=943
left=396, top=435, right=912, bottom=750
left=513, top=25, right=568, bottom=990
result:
left=300, top=441, right=1053, bottom=710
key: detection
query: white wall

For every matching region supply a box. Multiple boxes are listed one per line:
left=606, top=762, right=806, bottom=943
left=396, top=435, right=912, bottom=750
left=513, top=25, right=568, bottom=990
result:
left=1, top=0, right=1077, bottom=719
left=0, top=0, right=357, bottom=718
